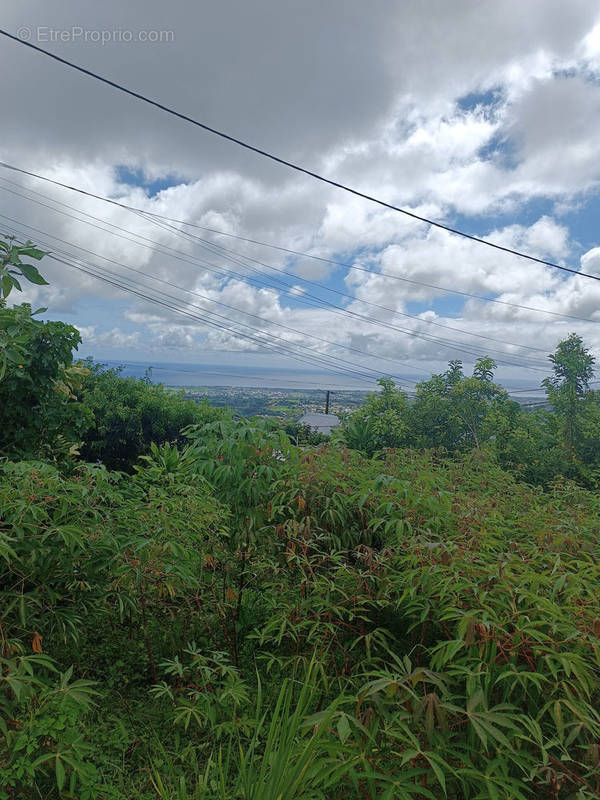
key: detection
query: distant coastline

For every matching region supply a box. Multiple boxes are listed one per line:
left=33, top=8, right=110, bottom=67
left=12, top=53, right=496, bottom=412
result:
left=88, top=359, right=546, bottom=397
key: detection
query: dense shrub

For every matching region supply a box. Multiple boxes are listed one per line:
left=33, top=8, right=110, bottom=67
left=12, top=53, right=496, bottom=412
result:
left=0, top=453, right=228, bottom=798
left=0, top=304, right=90, bottom=461
left=4, top=426, right=599, bottom=798
left=79, top=364, right=230, bottom=471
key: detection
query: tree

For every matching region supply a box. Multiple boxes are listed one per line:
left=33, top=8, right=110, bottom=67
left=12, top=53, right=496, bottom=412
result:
left=0, top=237, right=90, bottom=460
left=451, top=357, right=503, bottom=449
left=338, top=377, right=409, bottom=455
left=542, top=333, right=595, bottom=460
left=79, top=363, right=229, bottom=470
left=410, top=367, right=464, bottom=450
left=542, top=333, right=595, bottom=459
left=0, top=304, right=91, bottom=460
left=412, top=358, right=516, bottom=451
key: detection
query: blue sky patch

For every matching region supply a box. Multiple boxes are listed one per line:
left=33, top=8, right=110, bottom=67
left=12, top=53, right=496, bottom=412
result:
left=115, top=165, right=185, bottom=197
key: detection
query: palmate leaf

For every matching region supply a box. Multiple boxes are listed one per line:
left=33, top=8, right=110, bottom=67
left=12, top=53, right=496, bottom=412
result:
left=466, top=705, right=521, bottom=751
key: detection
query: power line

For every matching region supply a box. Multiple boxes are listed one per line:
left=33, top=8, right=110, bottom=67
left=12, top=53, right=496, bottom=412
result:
left=4, top=221, right=416, bottom=385
left=139, top=210, right=550, bottom=355
left=98, top=359, right=563, bottom=395
left=95, top=361, right=374, bottom=389
left=0, top=160, right=595, bottom=327
left=0, top=214, right=429, bottom=381
left=0, top=183, right=552, bottom=370
left=140, top=213, right=600, bottom=326
left=508, top=377, right=600, bottom=394
left=1, top=30, right=598, bottom=283
left=2, top=209, right=550, bottom=373
left=50, top=253, right=387, bottom=386
left=5, top=221, right=551, bottom=389
left=1, top=177, right=499, bottom=363
left=0, top=174, right=550, bottom=357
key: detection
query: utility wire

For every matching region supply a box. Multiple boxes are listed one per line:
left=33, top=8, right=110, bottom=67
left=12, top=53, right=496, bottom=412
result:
left=508, top=378, right=599, bottom=394
left=0, top=214, right=429, bottom=380
left=1, top=210, right=549, bottom=373
left=49, top=253, right=387, bottom=386
left=139, top=210, right=550, bottom=355
left=0, top=30, right=598, bottom=282
left=5, top=221, right=550, bottom=388
left=4, top=221, right=415, bottom=385
left=101, top=360, right=558, bottom=395
left=0, top=161, right=595, bottom=327
left=0, top=184, right=551, bottom=370
left=95, top=361, right=375, bottom=389
left=0, top=175, right=550, bottom=357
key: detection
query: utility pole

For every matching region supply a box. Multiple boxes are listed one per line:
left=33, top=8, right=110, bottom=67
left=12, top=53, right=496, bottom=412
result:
left=325, top=390, right=330, bottom=414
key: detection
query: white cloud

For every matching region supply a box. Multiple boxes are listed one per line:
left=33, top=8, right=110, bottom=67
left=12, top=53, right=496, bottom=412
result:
left=2, top=0, right=600, bottom=380
left=76, top=326, right=141, bottom=350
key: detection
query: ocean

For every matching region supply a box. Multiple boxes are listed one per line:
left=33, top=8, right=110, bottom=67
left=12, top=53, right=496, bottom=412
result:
left=95, top=360, right=384, bottom=390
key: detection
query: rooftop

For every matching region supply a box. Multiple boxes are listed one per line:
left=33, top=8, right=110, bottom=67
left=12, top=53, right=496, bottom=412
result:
left=297, top=412, right=341, bottom=434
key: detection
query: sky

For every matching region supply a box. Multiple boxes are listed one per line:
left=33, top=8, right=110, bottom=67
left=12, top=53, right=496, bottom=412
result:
left=2, top=1, right=600, bottom=390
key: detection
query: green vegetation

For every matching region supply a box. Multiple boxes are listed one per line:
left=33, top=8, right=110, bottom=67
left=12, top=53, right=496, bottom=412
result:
left=2, top=241, right=600, bottom=798
left=79, top=365, right=230, bottom=471
left=181, top=386, right=368, bottom=420
left=338, top=342, right=600, bottom=488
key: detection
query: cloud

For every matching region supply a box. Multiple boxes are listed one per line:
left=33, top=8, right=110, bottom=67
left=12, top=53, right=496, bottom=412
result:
left=75, top=325, right=140, bottom=350
left=2, top=0, right=600, bottom=380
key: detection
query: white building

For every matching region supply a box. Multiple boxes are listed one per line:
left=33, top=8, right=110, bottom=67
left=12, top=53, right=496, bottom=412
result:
left=297, top=412, right=341, bottom=435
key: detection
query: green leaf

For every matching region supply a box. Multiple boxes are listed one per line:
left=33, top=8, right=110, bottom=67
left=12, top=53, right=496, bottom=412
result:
left=1, top=273, right=14, bottom=297
left=19, top=263, right=49, bottom=285
left=19, top=246, right=46, bottom=260
left=336, top=714, right=350, bottom=743
left=423, top=753, right=448, bottom=796
left=55, top=756, right=66, bottom=791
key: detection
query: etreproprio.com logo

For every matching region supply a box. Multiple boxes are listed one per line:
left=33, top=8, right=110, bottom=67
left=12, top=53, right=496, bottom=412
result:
left=15, top=26, right=175, bottom=45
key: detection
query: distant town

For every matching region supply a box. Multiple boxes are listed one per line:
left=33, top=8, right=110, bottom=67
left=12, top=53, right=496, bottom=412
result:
left=178, top=385, right=549, bottom=420
left=180, top=385, right=369, bottom=419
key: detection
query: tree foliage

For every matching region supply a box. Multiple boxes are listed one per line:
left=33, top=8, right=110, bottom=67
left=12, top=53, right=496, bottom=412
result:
left=542, top=332, right=595, bottom=459
left=79, top=364, right=230, bottom=471
left=0, top=237, right=48, bottom=301
left=0, top=303, right=90, bottom=461
left=336, top=376, right=410, bottom=455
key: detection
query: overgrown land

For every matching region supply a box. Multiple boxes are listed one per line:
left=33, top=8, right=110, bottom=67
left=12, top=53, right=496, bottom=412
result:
left=2, top=239, right=600, bottom=799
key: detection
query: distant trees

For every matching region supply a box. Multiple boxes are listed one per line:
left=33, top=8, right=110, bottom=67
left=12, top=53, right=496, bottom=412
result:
left=410, top=357, right=518, bottom=451
left=542, top=332, right=595, bottom=459
left=336, top=376, right=410, bottom=455
left=341, top=359, right=520, bottom=456
left=334, top=339, right=600, bottom=489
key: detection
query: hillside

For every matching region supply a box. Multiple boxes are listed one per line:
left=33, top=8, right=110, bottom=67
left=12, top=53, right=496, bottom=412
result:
left=2, top=437, right=600, bottom=798
left=2, top=250, right=600, bottom=798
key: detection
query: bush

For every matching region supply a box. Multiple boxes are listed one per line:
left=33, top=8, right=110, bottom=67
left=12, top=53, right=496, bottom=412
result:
left=79, top=364, right=230, bottom=471
left=0, top=304, right=90, bottom=461
left=2, top=432, right=600, bottom=797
